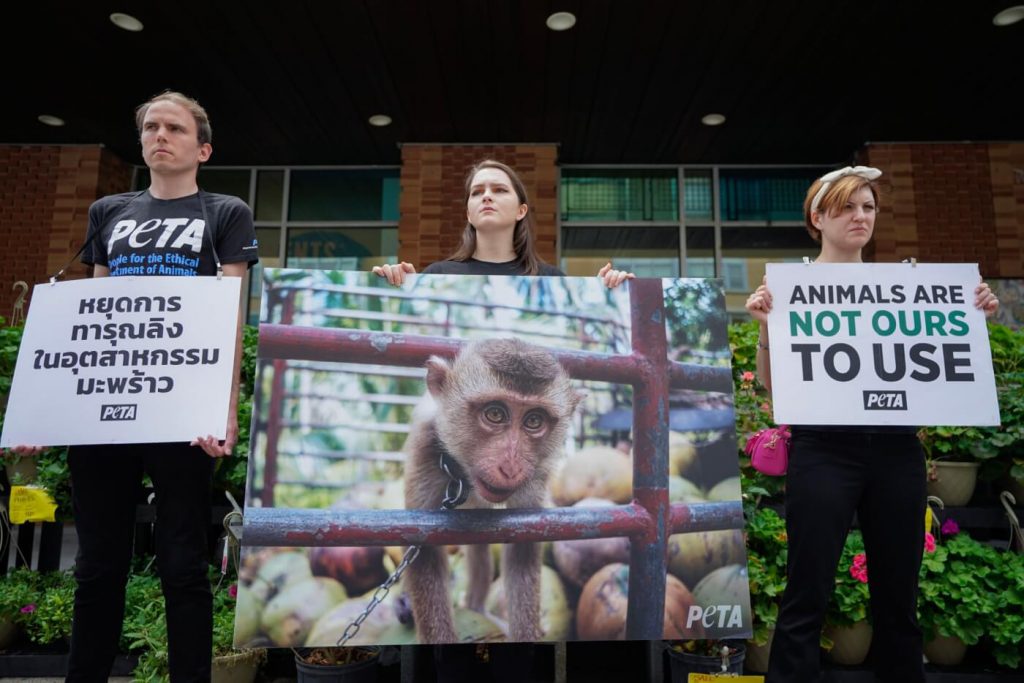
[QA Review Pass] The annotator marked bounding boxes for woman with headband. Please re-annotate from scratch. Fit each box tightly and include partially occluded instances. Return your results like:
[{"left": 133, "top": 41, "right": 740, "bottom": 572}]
[{"left": 745, "top": 166, "right": 999, "bottom": 682}]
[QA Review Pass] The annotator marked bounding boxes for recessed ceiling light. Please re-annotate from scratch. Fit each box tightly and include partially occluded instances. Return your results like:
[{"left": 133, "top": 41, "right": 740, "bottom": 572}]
[
  {"left": 110, "top": 12, "right": 144, "bottom": 32},
  {"left": 993, "top": 5, "right": 1024, "bottom": 25},
  {"left": 38, "top": 115, "right": 65, "bottom": 127},
  {"left": 368, "top": 114, "right": 392, "bottom": 127},
  {"left": 546, "top": 11, "right": 577, "bottom": 31},
  {"left": 701, "top": 113, "right": 726, "bottom": 126}
]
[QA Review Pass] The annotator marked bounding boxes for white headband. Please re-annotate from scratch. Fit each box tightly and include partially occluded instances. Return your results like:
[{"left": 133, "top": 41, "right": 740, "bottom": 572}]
[{"left": 809, "top": 166, "right": 882, "bottom": 215}]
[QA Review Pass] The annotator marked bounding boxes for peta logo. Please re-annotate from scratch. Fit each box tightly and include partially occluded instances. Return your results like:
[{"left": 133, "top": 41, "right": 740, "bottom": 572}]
[
  {"left": 686, "top": 604, "right": 744, "bottom": 630},
  {"left": 100, "top": 404, "right": 138, "bottom": 421},
  {"left": 863, "top": 390, "right": 908, "bottom": 410}
]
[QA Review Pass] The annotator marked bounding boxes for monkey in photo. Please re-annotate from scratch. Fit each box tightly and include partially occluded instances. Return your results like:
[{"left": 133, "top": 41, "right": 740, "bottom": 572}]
[{"left": 402, "top": 338, "right": 583, "bottom": 643}]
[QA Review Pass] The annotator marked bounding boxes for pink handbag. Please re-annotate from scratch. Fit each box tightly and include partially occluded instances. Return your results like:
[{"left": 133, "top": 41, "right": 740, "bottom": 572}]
[{"left": 745, "top": 425, "right": 791, "bottom": 476}]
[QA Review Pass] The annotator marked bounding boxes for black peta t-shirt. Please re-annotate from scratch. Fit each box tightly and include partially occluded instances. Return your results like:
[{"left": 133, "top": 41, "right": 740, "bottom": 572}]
[
  {"left": 421, "top": 258, "right": 564, "bottom": 277},
  {"left": 82, "top": 190, "right": 259, "bottom": 277}
]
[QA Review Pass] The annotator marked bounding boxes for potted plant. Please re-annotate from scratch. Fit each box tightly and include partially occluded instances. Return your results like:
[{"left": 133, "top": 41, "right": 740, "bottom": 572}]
[
  {"left": 918, "top": 322, "right": 1024, "bottom": 505},
  {"left": 917, "top": 523, "right": 997, "bottom": 666},
  {"left": 0, "top": 567, "right": 38, "bottom": 648},
  {"left": 664, "top": 639, "right": 745, "bottom": 680},
  {"left": 985, "top": 544, "right": 1024, "bottom": 670},
  {"left": 293, "top": 645, "right": 381, "bottom": 682},
  {"left": 212, "top": 582, "right": 266, "bottom": 683},
  {"left": 742, "top": 506, "right": 788, "bottom": 672},
  {"left": 823, "top": 532, "right": 872, "bottom": 666}
]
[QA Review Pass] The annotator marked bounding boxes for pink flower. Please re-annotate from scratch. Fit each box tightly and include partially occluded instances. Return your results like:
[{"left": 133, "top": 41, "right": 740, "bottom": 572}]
[
  {"left": 741, "top": 371, "right": 756, "bottom": 382},
  {"left": 20, "top": 604, "right": 36, "bottom": 614},
  {"left": 760, "top": 402, "right": 771, "bottom": 413},
  {"left": 228, "top": 584, "right": 238, "bottom": 599},
  {"left": 924, "top": 532, "right": 936, "bottom": 553},
  {"left": 849, "top": 553, "right": 868, "bottom": 583},
  {"left": 941, "top": 518, "right": 960, "bottom": 536}
]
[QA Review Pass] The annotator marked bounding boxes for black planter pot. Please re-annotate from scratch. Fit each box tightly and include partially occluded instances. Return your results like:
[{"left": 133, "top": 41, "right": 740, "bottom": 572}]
[
  {"left": 666, "top": 642, "right": 745, "bottom": 681},
  {"left": 294, "top": 649, "right": 379, "bottom": 683}
]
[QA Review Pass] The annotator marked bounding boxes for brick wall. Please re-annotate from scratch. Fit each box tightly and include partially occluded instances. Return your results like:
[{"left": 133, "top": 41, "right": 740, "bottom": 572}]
[
  {"left": 0, "top": 145, "right": 133, "bottom": 318},
  {"left": 398, "top": 144, "right": 559, "bottom": 268},
  {"left": 863, "top": 142, "right": 1024, "bottom": 277}
]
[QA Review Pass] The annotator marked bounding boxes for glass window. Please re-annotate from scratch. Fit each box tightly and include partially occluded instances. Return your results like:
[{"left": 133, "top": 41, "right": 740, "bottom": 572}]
[
  {"left": 684, "top": 170, "right": 713, "bottom": 221},
  {"left": 288, "top": 170, "right": 400, "bottom": 222},
  {"left": 197, "top": 169, "right": 251, "bottom": 200},
  {"left": 286, "top": 227, "right": 398, "bottom": 271},
  {"left": 560, "top": 226, "right": 679, "bottom": 277},
  {"left": 246, "top": 228, "right": 282, "bottom": 325},
  {"left": 719, "top": 168, "right": 826, "bottom": 222},
  {"left": 561, "top": 169, "right": 678, "bottom": 222},
  {"left": 721, "top": 226, "right": 815, "bottom": 319},
  {"left": 255, "top": 170, "right": 284, "bottom": 222}
]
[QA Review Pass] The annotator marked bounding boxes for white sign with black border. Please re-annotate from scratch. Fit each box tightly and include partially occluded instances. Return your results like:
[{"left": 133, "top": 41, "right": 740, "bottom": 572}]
[
  {"left": 766, "top": 262, "right": 999, "bottom": 426},
  {"left": 0, "top": 276, "right": 240, "bottom": 446}
]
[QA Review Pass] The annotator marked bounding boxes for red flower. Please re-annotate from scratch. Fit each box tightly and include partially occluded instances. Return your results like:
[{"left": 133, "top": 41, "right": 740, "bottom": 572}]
[
  {"left": 924, "top": 532, "right": 936, "bottom": 553},
  {"left": 741, "top": 371, "right": 756, "bottom": 382},
  {"left": 849, "top": 553, "right": 868, "bottom": 583},
  {"left": 228, "top": 584, "right": 238, "bottom": 599},
  {"left": 20, "top": 604, "right": 36, "bottom": 614}
]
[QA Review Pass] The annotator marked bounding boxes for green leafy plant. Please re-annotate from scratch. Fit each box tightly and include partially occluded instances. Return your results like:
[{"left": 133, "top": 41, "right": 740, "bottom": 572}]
[
  {"left": 729, "top": 321, "right": 785, "bottom": 500},
  {"left": 985, "top": 547, "right": 1024, "bottom": 669},
  {"left": 917, "top": 528, "right": 1013, "bottom": 663},
  {"left": 918, "top": 323, "right": 1024, "bottom": 480},
  {"left": 744, "top": 506, "right": 788, "bottom": 646},
  {"left": 2, "top": 569, "right": 77, "bottom": 645},
  {"left": 825, "top": 532, "right": 870, "bottom": 628}
]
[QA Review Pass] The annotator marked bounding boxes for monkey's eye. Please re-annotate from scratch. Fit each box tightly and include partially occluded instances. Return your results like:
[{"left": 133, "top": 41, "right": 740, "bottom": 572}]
[
  {"left": 522, "top": 411, "right": 547, "bottom": 432},
  {"left": 482, "top": 403, "right": 509, "bottom": 424}
]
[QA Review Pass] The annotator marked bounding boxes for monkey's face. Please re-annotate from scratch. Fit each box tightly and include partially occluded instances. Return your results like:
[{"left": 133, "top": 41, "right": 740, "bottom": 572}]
[
  {"left": 425, "top": 339, "right": 583, "bottom": 506},
  {"left": 462, "top": 394, "right": 563, "bottom": 503}
]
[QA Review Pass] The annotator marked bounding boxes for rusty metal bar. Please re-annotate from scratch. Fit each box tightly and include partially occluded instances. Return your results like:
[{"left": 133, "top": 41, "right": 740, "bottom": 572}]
[
  {"left": 259, "top": 290, "right": 294, "bottom": 507},
  {"left": 258, "top": 324, "right": 730, "bottom": 390},
  {"left": 625, "top": 279, "right": 671, "bottom": 640},
  {"left": 243, "top": 500, "right": 741, "bottom": 547}
]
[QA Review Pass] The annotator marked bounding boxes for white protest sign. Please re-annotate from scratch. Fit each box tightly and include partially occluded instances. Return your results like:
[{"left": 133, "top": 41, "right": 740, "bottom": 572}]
[
  {"left": 766, "top": 262, "right": 999, "bottom": 426},
  {"left": 0, "top": 276, "right": 241, "bottom": 446}
]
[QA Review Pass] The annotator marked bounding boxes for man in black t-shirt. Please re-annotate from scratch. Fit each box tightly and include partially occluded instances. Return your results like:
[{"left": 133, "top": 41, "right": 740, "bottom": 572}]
[{"left": 68, "top": 91, "right": 257, "bottom": 683}]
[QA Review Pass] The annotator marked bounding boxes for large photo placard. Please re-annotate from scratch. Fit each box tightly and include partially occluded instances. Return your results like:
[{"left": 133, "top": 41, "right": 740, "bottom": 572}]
[
  {"left": 766, "top": 262, "right": 1000, "bottom": 426},
  {"left": 0, "top": 276, "right": 241, "bottom": 446},
  {"left": 235, "top": 269, "right": 751, "bottom": 647}
]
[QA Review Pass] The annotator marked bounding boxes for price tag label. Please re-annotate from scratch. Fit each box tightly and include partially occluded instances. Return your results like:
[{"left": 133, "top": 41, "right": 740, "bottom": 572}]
[{"left": 9, "top": 485, "right": 58, "bottom": 523}]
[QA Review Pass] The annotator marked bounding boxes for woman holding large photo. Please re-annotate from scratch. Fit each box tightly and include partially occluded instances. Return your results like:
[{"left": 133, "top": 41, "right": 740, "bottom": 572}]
[
  {"left": 745, "top": 166, "right": 999, "bottom": 682},
  {"left": 374, "top": 158, "right": 631, "bottom": 683}
]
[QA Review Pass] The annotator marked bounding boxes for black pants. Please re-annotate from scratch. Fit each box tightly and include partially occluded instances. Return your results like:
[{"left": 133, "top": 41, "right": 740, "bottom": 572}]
[
  {"left": 66, "top": 442, "right": 214, "bottom": 683},
  {"left": 766, "top": 429, "right": 926, "bottom": 683}
]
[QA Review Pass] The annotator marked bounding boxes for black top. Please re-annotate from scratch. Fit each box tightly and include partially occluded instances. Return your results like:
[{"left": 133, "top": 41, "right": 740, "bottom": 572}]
[
  {"left": 421, "top": 258, "right": 564, "bottom": 277},
  {"left": 791, "top": 424, "right": 919, "bottom": 435},
  {"left": 82, "top": 190, "right": 258, "bottom": 277}
]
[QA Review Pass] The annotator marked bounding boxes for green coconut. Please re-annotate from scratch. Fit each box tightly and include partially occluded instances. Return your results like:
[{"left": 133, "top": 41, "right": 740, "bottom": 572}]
[
  {"left": 261, "top": 577, "right": 347, "bottom": 646},
  {"left": 705, "top": 476, "right": 742, "bottom": 501},
  {"left": 668, "top": 475, "right": 706, "bottom": 503},
  {"left": 249, "top": 550, "right": 313, "bottom": 603},
  {"left": 669, "top": 431, "right": 699, "bottom": 476},
  {"left": 550, "top": 446, "right": 632, "bottom": 505},
  {"left": 666, "top": 529, "right": 746, "bottom": 589},
  {"left": 485, "top": 565, "right": 572, "bottom": 641},
  {"left": 692, "top": 564, "right": 752, "bottom": 637},
  {"left": 233, "top": 585, "right": 264, "bottom": 647}
]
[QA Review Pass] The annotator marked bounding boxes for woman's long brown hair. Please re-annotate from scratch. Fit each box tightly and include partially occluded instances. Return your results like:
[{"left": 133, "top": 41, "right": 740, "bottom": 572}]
[{"left": 447, "top": 159, "right": 543, "bottom": 275}]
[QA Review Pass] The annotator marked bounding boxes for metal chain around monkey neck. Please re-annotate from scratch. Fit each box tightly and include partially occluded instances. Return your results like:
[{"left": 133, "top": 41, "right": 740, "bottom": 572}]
[{"left": 333, "top": 453, "right": 467, "bottom": 647}]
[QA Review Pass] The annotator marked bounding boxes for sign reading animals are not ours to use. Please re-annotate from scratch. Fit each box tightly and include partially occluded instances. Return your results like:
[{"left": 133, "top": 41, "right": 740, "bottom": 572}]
[{"left": 765, "top": 262, "right": 999, "bottom": 426}]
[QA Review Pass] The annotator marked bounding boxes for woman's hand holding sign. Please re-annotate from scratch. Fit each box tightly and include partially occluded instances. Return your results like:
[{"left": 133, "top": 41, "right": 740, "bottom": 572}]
[{"left": 975, "top": 281, "right": 998, "bottom": 317}]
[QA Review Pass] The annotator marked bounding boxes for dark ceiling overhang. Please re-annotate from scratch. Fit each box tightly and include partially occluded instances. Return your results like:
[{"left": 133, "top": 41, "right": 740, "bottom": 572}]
[{"left": 5, "top": 1, "right": 1022, "bottom": 167}]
